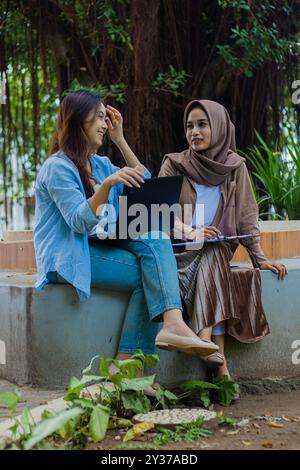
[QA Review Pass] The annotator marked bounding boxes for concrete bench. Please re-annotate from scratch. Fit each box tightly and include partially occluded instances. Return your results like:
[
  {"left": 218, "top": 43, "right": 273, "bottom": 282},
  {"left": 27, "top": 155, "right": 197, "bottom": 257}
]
[{"left": 0, "top": 259, "right": 300, "bottom": 389}]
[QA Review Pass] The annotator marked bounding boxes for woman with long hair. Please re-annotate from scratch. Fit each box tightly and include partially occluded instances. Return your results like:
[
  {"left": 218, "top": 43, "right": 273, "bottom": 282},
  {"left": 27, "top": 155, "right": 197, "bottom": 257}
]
[
  {"left": 159, "top": 99, "right": 287, "bottom": 382},
  {"left": 34, "top": 90, "right": 219, "bottom": 390}
]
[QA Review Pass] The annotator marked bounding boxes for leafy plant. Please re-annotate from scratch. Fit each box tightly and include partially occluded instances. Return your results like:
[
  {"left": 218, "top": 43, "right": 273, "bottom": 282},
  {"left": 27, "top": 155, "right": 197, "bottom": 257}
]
[
  {"left": 98, "top": 0, "right": 132, "bottom": 49},
  {"left": 178, "top": 380, "right": 220, "bottom": 408},
  {"left": 23, "top": 407, "right": 84, "bottom": 450},
  {"left": 0, "top": 390, "right": 22, "bottom": 415},
  {"left": 3, "top": 351, "right": 178, "bottom": 450},
  {"left": 240, "top": 130, "right": 300, "bottom": 220},
  {"left": 217, "top": 0, "right": 295, "bottom": 77},
  {"left": 178, "top": 376, "right": 240, "bottom": 408},
  {"left": 212, "top": 375, "right": 240, "bottom": 407},
  {"left": 282, "top": 130, "right": 300, "bottom": 219}
]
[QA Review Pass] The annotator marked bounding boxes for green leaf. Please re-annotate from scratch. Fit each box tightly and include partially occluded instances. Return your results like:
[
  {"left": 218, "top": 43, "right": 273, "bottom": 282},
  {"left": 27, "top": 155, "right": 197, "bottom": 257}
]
[
  {"left": 41, "top": 410, "right": 55, "bottom": 420},
  {"left": 115, "top": 375, "right": 155, "bottom": 392},
  {"left": 20, "top": 407, "right": 33, "bottom": 435},
  {"left": 218, "top": 415, "right": 237, "bottom": 426},
  {"left": 108, "top": 417, "right": 133, "bottom": 430},
  {"left": 58, "top": 416, "right": 77, "bottom": 439},
  {"left": 64, "top": 375, "right": 104, "bottom": 401},
  {"left": 143, "top": 354, "right": 160, "bottom": 367},
  {"left": 180, "top": 379, "right": 220, "bottom": 391},
  {"left": 163, "top": 390, "right": 178, "bottom": 401},
  {"left": 72, "top": 398, "right": 95, "bottom": 410},
  {"left": 212, "top": 375, "right": 240, "bottom": 406},
  {"left": 116, "top": 358, "right": 143, "bottom": 377},
  {"left": 88, "top": 405, "right": 110, "bottom": 442},
  {"left": 99, "top": 358, "right": 114, "bottom": 377},
  {"left": 121, "top": 391, "right": 151, "bottom": 414},
  {"left": 9, "top": 422, "right": 19, "bottom": 436},
  {"left": 82, "top": 355, "right": 101, "bottom": 376},
  {"left": 23, "top": 407, "right": 84, "bottom": 450},
  {"left": 199, "top": 390, "right": 211, "bottom": 408}
]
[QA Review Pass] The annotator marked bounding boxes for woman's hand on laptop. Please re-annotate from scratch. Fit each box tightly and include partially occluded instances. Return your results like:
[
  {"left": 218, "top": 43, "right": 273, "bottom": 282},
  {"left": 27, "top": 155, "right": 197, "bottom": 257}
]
[
  {"left": 105, "top": 166, "right": 145, "bottom": 189},
  {"left": 189, "top": 226, "right": 222, "bottom": 241}
]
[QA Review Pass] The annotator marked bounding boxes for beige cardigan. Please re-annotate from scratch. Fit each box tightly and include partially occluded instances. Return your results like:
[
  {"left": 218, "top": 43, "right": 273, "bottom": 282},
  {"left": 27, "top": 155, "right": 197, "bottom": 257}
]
[{"left": 159, "top": 156, "right": 268, "bottom": 268}]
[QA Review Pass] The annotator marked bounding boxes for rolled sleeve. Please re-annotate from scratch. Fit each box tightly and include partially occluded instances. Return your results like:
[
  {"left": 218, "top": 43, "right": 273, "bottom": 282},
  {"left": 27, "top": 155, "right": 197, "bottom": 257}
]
[{"left": 77, "top": 199, "right": 101, "bottom": 228}]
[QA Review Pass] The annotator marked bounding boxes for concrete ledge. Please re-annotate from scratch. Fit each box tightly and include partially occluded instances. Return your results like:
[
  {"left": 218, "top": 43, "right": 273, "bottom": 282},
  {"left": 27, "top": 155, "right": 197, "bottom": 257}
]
[{"left": 0, "top": 259, "right": 300, "bottom": 389}]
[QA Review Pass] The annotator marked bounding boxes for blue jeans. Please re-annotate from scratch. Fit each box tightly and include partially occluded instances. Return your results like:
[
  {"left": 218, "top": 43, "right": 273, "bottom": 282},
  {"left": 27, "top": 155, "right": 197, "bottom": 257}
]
[{"left": 50, "top": 232, "right": 182, "bottom": 354}]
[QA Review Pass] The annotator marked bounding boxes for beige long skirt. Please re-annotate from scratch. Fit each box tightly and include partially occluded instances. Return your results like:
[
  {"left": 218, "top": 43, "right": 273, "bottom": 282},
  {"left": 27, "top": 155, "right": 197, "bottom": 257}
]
[{"left": 175, "top": 242, "right": 270, "bottom": 343}]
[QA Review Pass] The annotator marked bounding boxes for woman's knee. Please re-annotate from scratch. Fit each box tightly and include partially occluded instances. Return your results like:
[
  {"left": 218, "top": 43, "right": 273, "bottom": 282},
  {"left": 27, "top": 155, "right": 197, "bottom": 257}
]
[
  {"left": 138, "top": 231, "right": 173, "bottom": 252},
  {"left": 89, "top": 242, "right": 142, "bottom": 290}
]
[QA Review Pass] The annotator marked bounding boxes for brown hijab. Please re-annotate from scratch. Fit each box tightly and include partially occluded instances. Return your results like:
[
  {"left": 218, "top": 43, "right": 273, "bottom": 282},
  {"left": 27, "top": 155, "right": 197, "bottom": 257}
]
[{"left": 162, "top": 99, "right": 244, "bottom": 187}]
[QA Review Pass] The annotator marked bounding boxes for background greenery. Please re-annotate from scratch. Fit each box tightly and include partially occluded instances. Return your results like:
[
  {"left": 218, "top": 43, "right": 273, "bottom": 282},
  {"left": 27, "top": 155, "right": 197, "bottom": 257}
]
[{"left": 0, "top": 0, "right": 299, "bottom": 228}]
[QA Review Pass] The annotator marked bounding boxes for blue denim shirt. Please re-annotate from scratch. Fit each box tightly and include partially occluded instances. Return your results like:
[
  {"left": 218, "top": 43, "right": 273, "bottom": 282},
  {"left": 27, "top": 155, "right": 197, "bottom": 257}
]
[{"left": 34, "top": 151, "right": 150, "bottom": 301}]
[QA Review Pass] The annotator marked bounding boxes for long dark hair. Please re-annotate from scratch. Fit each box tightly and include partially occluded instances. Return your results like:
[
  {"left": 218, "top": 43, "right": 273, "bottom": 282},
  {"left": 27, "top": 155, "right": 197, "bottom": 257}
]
[{"left": 48, "top": 90, "right": 103, "bottom": 198}]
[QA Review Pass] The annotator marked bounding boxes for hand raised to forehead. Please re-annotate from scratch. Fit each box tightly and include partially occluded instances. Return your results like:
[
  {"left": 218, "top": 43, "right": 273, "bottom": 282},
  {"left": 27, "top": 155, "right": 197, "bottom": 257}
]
[{"left": 105, "top": 105, "right": 123, "bottom": 143}]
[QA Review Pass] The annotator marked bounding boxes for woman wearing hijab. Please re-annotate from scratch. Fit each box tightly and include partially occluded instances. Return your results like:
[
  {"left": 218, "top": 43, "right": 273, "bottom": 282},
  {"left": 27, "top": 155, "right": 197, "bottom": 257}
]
[{"left": 159, "top": 99, "right": 287, "bottom": 380}]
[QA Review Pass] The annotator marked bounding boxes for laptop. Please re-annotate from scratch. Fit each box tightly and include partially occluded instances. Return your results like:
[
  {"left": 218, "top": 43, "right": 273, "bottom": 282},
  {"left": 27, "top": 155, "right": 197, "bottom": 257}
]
[{"left": 116, "top": 175, "right": 184, "bottom": 238}]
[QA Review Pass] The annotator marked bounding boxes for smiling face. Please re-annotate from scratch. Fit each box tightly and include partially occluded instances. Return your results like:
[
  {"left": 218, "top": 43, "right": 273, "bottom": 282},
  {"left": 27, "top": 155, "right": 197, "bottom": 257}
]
[
  {"left": 186, "top": 107, "right": 212, "bottom": 153},
  {"left": 83, "top": 102, "right": 108, "bottom": 151}
]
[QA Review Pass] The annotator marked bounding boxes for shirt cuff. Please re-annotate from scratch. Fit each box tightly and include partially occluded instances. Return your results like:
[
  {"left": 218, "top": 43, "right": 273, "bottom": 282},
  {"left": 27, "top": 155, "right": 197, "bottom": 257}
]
[{"left": 143, "top": 167, "right": 151, "bottom": 179}]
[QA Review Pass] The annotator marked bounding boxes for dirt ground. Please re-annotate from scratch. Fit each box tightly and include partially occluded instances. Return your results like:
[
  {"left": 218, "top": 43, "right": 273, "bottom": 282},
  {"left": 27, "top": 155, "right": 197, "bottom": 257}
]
[
  {"left": 89, "top": 389, "right": 300, "bottom": 451},
  {"left": 1, "top": 377, "right": 299, "bottom": 450}
]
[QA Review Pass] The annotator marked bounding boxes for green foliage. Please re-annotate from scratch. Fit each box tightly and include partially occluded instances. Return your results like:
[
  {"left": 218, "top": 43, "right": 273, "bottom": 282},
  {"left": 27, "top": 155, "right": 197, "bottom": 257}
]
[
  {"left": 3, "top": 352, "right": 175, "bottom": 450},
  {"left": 218, "top": 0, "right": 250, "bottom": 9},
  {"left": 154, "top": 388, "right": 178, "bottom": 410},
  {"left": 178, "top": 376, "right": 240, "bottom": 408},
  {"left": 88, "top": 405, "right": 110, "bottom": 442},
  {"left": 152, "top": 417, "right": 212, "bottom": 446},
  {"left": 0, "top": 390, "right": 22, "bottom": 414},
  {"left": 121, "top": 391, "right": 151, "bottom": 415},
  {"left": 282, "top": 130, "right": 300, "bottom": 219},
  {"left": 217, "top": 22, "right": 292, "bottom": 77},
  {"left": 68, "top": 78, "right": 127, "bottom": 104},
  {"left": 178, "top": 380, "right": 220, "bottom": 408},
  {"left": 217, "top": 0, "right": 296, "bottom": 77},
  {"left": 152, "top": 66, "right": 190, "bottom": 96},
  {"left": 23, "top": 407, "right": 84, "bottom": 450},
  {"left": 115, "top": 442, "right": 160, "bottom": 450},
  {"left": 217, "top": 415, "right": 237, "bottom": 426},
  {"left": 212, "top": 375, "right": 240, "bottom": 407},
  {"left": 1, "top": 0, "right": 299, "bottom": 224},
  {"left": 98, "top": 0, "right": 132, "bottom": 49}
]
